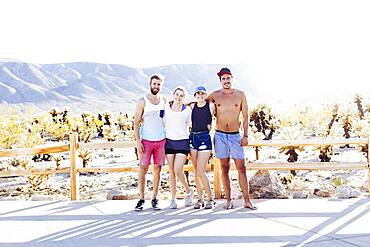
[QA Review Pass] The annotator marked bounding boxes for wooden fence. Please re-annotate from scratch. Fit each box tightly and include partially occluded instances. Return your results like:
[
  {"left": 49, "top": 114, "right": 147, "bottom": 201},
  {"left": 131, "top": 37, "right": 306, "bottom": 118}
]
[{"left": 0, "top": 132, "right": 369, "bottom": 200}]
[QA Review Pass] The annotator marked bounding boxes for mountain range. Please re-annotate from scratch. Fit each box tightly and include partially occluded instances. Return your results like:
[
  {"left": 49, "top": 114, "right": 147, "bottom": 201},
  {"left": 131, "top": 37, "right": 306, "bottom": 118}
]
[
  {"left": 0, "top": 59, "right": 260, "bottom": 113},
  {"left": 0, "top": 59, "right": 368, "bottom": 113}
]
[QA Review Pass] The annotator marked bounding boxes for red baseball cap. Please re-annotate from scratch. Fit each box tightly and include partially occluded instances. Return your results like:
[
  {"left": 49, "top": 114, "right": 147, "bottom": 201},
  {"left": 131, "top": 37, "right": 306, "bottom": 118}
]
[{"left": 217, "top": 67, "right": 232, "bottom": 77}]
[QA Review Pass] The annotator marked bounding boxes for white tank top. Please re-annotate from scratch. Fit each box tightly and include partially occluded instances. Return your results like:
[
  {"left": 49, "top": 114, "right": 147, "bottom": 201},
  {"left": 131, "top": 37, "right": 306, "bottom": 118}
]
[
  {"left": 140, "top": 96, "right": 166, "bottom": 141},
  {"left": 165, "top": 102, "right": 191, "bottom": 140}
]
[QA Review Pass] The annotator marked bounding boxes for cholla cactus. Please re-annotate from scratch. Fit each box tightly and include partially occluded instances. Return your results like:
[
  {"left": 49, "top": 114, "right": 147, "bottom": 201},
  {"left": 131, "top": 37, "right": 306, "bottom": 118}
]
[
  {"left": 354, "top": 94, "right": 365, "bottom": 120},
  {"left": 0, "top": 112, "right": 24, "bottom": 149},
  {"left": 327, "top": 104, "right": 340, "bottom": 135},
  {"left": 69, "top": 118, "right": 83, "bottom": 132},
  {"left": 353, "top": 122, "right": 369, "bottom": 159},
  {"left": 79, "top": 126, "right": 97, "bottom": 143},
  {"left": 116, "top": 113, "right": 134, "bottom": 131},
  {"left": 317, "top": 145, "right": 333, "bottom": 162},
  {"left": 277, "top": 126, "right": 305, "bottom": 175},
  {"left": 74, "top": 112, "right": 103, "bottom": 143},
  {"left": 38, "top": 108, "right": 71, "bottom": 141},
  {"left": 11, "top": 158, "right": 31, "bottom": 169},
  {"left": 45, "top": 122, "right": 69, "bottom": 141},
  {"left": 279, "top": 107, "right": 312, "bottom": 130},
  {"left": 78, "top": 149, "right": 93, "bottom": 168},
  {"left": 52, "top": 155, "right": 63, "bottom": 169},
  {"left": 365, "top": 103, "right": 370, "bottom": 114},
  {"left": 11, "top": 158, "right": 52, "bottom": 190},
  {"left": 248, "top": 126, "right": 266, "bottom": 141},
  {"left": 102, "top": 125, "right": 119, "bottom": 142},
  {"left": 97, "top": 111, "right": 114, "bottom": 137},
  {"left": 27, "top": 174, "right": 52, "bottom": 191},
  {"left": 248, "top": 126, "right": 265, "bottom": 160},
  {"left": 102, "top": 111, "right": 113, "bottom": 126},
  {"left": 24, "top": 130, "right": 44, "bottom": 149},
  {"left": 249, "top": 104, "right": 279, "bottom": 140},
  {"left": 70, "top": 117, "right": 88, "bottom": 141},
  {"left": 352, "top": 119, "right": 368, "bottom": 137},
  {"left": 0, "top": 110, "right": 44, "bottom": 149},
  {"left": 123, "top": 130, "right": 135, "bottom": 141},
  {"left": 49, "top": 108, "right": 62, "bottom": 124},
  {"left": 61, "top": 107, "right": 71, "bottom": 124},
  {"left": 340, "top": 107, "right": 354, "bottom": 139},
  {"left": 313, "top": 104, "right": 341, "bottom": 162},
  {"left": 339, "top": 107, "right": 354, "bottom": 148}
]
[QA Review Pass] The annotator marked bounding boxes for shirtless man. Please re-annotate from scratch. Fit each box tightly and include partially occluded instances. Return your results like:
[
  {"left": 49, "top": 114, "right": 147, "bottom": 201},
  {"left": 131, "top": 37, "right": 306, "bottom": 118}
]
[{"left": 208, "top": 67, "right": 257, "bottom": 210}]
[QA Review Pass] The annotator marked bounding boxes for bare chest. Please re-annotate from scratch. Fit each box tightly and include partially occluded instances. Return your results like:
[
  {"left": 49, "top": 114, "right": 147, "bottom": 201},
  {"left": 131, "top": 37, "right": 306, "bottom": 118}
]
[{"left": 213, "top": 95, "right": 241, "bottom": 111}]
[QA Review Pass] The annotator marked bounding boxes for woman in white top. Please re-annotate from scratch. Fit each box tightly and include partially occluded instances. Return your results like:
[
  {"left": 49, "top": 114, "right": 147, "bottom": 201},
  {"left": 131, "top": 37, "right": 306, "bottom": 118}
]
[{"left": 165, "top": 86, "right": 193, "bottom": 209}]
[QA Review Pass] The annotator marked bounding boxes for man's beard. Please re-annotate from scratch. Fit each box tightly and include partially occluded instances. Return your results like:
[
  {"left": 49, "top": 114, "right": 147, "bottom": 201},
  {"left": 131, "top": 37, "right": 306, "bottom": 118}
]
[
  {"left": 223, "top": 83, "right": 231, "bottom": 89},
  {"left": 151, "top": 88, "right": 159, "bottom": 95}
]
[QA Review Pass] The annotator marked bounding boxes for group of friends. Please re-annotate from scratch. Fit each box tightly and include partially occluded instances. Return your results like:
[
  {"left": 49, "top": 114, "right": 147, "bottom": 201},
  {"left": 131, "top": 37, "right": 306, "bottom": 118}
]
[{"left": 133, "top": 67, "right": 257, "bottom": 211}]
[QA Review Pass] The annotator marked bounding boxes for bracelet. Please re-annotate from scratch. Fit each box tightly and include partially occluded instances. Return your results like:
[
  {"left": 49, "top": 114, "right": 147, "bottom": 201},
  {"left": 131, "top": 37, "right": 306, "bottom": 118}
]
[{"left": 243, "top": 135, "right": 248, "bottom": 137}]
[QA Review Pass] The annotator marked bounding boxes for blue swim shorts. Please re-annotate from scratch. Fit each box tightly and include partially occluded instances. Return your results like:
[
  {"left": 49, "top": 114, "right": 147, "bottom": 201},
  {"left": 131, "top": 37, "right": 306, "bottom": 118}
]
[
  {"left": 213, "top": 130, "right": 245, "bottom": 160},
  {"left": 189, "top": 131, "right": 212, "bottom": 151}
]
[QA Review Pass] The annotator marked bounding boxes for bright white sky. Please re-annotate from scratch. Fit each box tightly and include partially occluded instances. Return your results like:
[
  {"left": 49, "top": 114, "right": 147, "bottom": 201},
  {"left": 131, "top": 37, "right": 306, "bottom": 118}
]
[{"left": 1, "top": 0, "right": 370, "bottom": 99}]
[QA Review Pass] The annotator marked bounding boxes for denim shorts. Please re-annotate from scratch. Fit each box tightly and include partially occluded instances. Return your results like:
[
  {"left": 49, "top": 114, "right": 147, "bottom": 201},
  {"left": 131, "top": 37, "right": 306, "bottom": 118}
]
[
  {"left": 213, "top": 131, "right": 245, "bottom": 160},
  {"left": 189, "top": 131, "right": 212, "bottom": 151}
]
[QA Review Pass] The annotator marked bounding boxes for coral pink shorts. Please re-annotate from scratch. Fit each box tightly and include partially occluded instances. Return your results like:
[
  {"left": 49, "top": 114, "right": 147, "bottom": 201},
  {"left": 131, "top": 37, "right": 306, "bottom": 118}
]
[{"left": 139, "top": 139, "right": 166, "bottom": 166}]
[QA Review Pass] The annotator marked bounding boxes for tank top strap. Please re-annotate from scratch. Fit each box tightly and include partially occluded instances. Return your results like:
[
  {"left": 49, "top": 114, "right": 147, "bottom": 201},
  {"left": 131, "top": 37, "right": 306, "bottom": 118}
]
[
  {"left": 160, "top": 96, "right": 166, "bottom": 108},
  {"left": 143, "top": 95, "right": 150, "bottom": 106}
]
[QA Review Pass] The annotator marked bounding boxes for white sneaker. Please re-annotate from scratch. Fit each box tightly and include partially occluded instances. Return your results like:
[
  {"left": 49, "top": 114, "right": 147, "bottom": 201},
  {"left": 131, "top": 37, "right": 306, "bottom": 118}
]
[
  {"left": 184, "top": 189, "right": 193, "bottom": 207},
  {"left": 169, "top": 200, "right": 177, "bottom": 209}
]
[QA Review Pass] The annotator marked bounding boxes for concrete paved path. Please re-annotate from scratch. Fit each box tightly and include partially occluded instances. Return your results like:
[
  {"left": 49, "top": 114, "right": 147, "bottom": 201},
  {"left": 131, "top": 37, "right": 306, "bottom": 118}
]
[{"left": 0, "top": 198, "right": 369, "bottom": 246}]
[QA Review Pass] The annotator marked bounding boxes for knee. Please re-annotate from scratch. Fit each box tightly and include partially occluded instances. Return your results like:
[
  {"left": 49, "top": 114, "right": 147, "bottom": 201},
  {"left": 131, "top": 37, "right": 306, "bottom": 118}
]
[
  {"left": 196, "top": 168, "right": 205, "bottom": 178},
  {"left": 221, "top": 165, "right": 230, "bottom": 174},
  {"left": 153, "top": 165, "right": 161, "bottom": 174},
  {"left": 175, "top": 168, "right": 184, "bottom": 177},
  {"left": 140, "top": 166, "right": 149, "bottom": 174},
  {"left": 236, "top": 165, "right": 247, "bottom": 174},
  {"left": 169, "top": 168, "right": 176, "bottom": 177}
]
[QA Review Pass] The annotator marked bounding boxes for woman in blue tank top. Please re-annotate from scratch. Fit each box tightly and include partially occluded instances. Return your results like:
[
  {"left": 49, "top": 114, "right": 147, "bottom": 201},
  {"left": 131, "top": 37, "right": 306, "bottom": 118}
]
[{"left": 189, "top": 86, "right": 216, "bottom": 209}]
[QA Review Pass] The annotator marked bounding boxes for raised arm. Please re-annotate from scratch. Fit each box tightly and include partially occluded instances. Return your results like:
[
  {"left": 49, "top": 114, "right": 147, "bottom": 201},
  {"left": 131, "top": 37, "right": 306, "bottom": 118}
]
[
  {"left": 240, "top": 91, "right": 249, "bottom": 146},
  {"left": 134, "top": 98, "right": 145, "bottom": 154}
]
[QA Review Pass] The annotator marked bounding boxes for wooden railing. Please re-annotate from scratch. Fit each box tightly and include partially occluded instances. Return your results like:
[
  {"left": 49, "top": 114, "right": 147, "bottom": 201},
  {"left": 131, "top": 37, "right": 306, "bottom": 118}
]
[{"left": 0, "top": 132, "right": 369, "bottom": 200}]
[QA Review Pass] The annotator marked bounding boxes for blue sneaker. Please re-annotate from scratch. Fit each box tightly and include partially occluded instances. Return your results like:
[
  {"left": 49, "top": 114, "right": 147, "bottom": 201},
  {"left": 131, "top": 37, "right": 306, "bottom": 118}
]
[
  {"left": 151, "top": 198, "right": 161, "bottom": 210},
  {"left": 135, "top": 199, "right": 145, "bottom": 211}
]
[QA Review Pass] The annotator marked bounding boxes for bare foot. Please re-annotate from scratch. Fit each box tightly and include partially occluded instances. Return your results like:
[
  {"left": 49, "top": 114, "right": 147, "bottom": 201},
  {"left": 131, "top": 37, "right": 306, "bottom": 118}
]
[
  {"left": 244, "top": 201, "right": 257, "bottom": 210},
  {"left": 223, "top": 199, "right": 234, "bottom": 210}
]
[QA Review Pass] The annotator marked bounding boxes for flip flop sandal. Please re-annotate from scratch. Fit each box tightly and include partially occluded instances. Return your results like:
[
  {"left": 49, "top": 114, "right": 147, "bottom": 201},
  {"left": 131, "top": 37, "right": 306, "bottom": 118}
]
[
  {"left": 223, "top": 200, "right": 234, "bottom": 210},
  {"left": 244, "top": 202, "right": 257, "bottom": 210}
]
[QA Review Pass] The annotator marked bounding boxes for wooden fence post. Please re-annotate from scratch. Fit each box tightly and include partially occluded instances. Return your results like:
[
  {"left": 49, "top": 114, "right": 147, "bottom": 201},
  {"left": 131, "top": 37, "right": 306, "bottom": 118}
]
[
  {"left": 213, "top": 157, "right": 222, "bottom": 199},
  {"left": 70, "top": 132, "right": 79, "bottom": 200},
  {"left": 368, "top": 129, "right": 370, "bottom": 196},
  {"left": 255, "top": 146, "right": 260, "bottom": 160}
]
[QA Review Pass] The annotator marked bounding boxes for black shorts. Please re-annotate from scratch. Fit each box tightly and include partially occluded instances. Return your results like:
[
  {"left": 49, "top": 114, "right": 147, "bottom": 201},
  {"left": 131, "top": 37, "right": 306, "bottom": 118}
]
[
  {"left": 165, "top": 138, "right": 189, "bottom": 155},
  {"left": 165, "top": 148, "right": 189, "bottom": 155}
]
